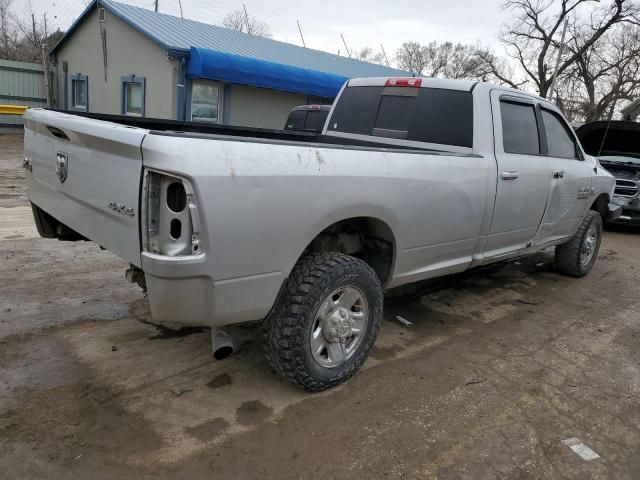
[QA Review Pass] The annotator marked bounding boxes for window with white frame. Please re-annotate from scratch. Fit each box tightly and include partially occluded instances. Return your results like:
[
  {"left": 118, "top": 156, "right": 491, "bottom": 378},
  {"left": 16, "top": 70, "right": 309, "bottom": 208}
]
[
  {"left": 190, "top": 80, "right": 221, "bottom": 123},
  {"left": 70, "top": 74, "right": 88, "bottom": 111},
  {"left": 121, "top": 75, "right": 146, "bottom": 116}
]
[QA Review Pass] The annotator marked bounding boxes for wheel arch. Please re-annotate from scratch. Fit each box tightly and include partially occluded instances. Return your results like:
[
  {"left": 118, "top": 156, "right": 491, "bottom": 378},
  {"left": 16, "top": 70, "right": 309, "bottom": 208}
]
[
  {"left": 590, "top": 193, "right": 610, "bottom": 219},
  {"left": 287, "top": 213, "right": 398, "bottom": 286}
]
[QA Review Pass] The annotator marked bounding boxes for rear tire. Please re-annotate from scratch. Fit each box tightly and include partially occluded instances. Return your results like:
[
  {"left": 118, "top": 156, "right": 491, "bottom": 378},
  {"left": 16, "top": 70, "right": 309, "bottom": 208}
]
[
  {"left": 263, "top": 252, "right": 383, "bottom": 391},
  {"left": 555, "top": 210, "right": 603, "bottom": 277}
]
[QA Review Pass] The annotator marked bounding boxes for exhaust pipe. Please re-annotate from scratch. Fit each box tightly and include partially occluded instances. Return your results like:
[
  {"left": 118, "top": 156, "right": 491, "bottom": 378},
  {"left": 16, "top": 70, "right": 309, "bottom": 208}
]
[{"left": 211, "top": 327, "right": 234, "bottom": 360}]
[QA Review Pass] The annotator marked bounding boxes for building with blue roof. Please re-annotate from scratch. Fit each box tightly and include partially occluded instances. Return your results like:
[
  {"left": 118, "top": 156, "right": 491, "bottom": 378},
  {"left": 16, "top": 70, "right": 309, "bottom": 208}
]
[{"left": 50, "top": 0, "right": 407, "bottom": 128}]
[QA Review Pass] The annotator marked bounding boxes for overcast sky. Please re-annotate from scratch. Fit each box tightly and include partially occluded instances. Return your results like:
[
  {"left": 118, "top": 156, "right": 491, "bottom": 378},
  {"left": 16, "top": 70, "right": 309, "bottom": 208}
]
[{"left": 23, "top": 0, "right": 512, "bottom": 58}]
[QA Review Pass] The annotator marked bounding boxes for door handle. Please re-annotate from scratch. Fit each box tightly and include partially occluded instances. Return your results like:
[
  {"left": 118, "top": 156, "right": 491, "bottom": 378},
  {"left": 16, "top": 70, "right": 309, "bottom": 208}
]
[
  {"left": 553, "top": 170, "right": 565, "bottom": 179},
  {"left": 501, "top": 171, "right": 520, "bottom": 180}
]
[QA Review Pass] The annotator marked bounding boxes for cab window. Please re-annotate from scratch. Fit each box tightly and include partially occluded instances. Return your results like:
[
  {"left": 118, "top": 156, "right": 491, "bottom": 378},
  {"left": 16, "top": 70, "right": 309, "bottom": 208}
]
[
  {"left": 500, "top": 101, "right": 540, "bottom": 155},
  {"left": 541, "top": 109, "right": 579, "bottom": 159},
  {"left": 285, "top": 110, "right": 306, "bottom": 130}
]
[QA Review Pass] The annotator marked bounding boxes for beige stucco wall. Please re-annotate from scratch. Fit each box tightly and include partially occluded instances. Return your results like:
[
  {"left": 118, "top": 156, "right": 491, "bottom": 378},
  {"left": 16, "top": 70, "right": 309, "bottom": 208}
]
[
  {"left": 227, "top": 84, "right": 307, "bottom": 129},
  {"left": 54, "top": 6, "right": 178, "bottom": 119}
]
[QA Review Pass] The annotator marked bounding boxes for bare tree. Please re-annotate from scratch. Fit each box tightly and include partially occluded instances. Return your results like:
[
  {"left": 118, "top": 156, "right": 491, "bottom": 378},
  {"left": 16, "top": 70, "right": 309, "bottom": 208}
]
[
  {"left": 396, "top": 40, "right": 505, "bottom": 81},
  {"left": 222, "top": 9, "right": 272, "bottom": 38},
  {"left": 558, "top": 23, "right": 640, "bottom": 121},
  {"left": 0, "top": 0, "right": 63, "bottom": 63},
  {"left": 494, "top": 0, "right": 640, "bottom": 98},
  {"left": 353, "top": 46, "right": 386, "bottom": 65},
  {"left": 0, "top": 0, "right": 17, "bottom": 60},
  {"left": 395, "top": 41, "right": 429, "bottom": 74},
  {"left": 475, "top": 48, "right": 526, "bottom": 87}
]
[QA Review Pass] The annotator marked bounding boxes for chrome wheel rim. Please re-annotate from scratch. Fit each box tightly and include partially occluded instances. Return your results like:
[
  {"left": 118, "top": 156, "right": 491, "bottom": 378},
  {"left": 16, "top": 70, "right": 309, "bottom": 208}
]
[
  {"left": 581, "top": 223, "right": 598, "bottom": 266},
  {"left": 310, "top": 286, "right": 369, "bottom": 368}
]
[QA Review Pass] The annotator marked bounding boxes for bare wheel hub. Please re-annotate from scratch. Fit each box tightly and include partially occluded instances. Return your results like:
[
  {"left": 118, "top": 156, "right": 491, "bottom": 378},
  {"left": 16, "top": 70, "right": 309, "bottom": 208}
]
[
  {"left": 581, "top": 223, "right": 598, "bottom": 267},
  {"left": 323, "top": 307, "right": 354, "bottom": 343},
  {"left": 310, "top": 286, "right": 369, "bottom": 368}
]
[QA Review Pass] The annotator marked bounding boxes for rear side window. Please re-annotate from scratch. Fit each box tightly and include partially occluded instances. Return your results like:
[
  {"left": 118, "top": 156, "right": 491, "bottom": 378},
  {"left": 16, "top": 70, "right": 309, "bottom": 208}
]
[
  {"left": 329, "top": 86, "right": 473, "bottom": 148},
  {"left": 541, "top": 109, "right": 578, "bottom": 159},
  {"left": 411, "top": 89, "right": 473, "bottom": 147},
  {"left": 304, "top": 110, "right": 328, "bottom": 131},
  {"left": 329, "top": 86, "right": 382, "bottom": 135},
  {"left": 500, "top": 101, "right": 540, "bottom": 155},
  {"left": 285, "top": 110, "right": 306, "bottom": 130}
]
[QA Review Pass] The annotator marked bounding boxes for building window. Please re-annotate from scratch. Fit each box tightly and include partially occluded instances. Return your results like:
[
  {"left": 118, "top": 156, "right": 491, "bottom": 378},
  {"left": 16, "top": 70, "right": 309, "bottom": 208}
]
[
  {"left": 306, "top": 95, "right": 334, "bottom": 106},
  {"left": 190, "top": 79, "right": 221, "bottom": 123},
  {"left": 121, "top": 75, "right": 146, "bottom": 116},
  {"left": 70, "top": 74, "right": 88, "bottom": 111}
]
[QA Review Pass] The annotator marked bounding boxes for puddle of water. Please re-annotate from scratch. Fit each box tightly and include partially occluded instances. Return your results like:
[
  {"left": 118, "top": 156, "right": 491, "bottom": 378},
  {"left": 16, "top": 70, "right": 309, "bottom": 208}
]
[{"left": 236, "top": 400, "right": 273, "bottom": 426}]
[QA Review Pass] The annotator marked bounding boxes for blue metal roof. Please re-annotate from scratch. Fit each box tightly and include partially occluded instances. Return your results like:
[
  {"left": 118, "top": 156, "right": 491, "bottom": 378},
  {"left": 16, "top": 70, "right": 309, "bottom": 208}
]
[{"left": 51, "top": 0, "right": 407, "bottom": 80}]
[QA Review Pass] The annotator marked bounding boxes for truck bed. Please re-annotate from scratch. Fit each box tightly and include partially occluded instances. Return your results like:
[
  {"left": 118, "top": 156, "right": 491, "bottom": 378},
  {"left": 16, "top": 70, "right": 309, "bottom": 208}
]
[{"left": 53, "top": 110, "right": 441, "bottom": 153}]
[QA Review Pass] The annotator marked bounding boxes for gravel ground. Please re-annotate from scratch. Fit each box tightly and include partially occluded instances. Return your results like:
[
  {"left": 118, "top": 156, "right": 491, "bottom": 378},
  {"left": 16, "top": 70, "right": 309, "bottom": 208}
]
[{"left": 1, "top": 132, "right": 639, "bottom": 479}]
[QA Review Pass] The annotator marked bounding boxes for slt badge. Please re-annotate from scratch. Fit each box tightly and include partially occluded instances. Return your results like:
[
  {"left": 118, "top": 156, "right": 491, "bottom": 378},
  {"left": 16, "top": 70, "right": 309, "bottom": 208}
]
[{"left": 55, "top": 152, "right": 69, "bottom": 183}]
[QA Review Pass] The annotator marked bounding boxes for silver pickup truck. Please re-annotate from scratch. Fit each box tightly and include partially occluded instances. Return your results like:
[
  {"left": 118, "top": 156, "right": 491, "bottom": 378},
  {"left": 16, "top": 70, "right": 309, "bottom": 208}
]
[{"left": 24, "top": 77, "right": 619, "bottom": 390}]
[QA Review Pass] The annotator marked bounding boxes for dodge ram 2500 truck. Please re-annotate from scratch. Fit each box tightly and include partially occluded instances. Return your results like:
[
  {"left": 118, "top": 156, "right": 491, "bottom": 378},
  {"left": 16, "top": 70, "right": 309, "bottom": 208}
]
[{"left": 24, "top": 77, "right": 619, "bottom": 391}]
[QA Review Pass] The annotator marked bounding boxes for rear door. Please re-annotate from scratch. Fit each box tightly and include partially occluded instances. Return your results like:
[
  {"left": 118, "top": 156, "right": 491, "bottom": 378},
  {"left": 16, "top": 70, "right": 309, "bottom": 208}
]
[
  {"left": 536, "top": 107, "right": 592, "bottom": 242},
  {"left": 24, "top": 109, "right": 147, "bottom": 266},
  {"left": 484, "top": 92, "right": 550, "bottom": 258}
]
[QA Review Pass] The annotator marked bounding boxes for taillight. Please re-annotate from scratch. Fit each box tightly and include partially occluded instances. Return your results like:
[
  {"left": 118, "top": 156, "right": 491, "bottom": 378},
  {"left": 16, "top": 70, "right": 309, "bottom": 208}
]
[
  {"left": 385, "top": 78, "right": 422, "bottom": 87},
  {"left": 144, "top": 170, "right": 201, "bottom": 257}
]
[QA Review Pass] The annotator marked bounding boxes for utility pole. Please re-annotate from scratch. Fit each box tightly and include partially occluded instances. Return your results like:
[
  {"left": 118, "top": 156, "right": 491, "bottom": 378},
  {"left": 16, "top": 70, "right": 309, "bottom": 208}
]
[
  {"left": 31, "top": 13, "right": 37, "bottom": 48},
  {"left": 243, "top": 4, "right": 251, "bottom": 35},
  {"left": 548, "top": 20, "right": 568, "bottom": 100},
  {"left": 41, "top": 43, "right": 52, "bottom": 108},
  {"left": 297, "top": 20, "right": 306, "bottom": 48},
  {"left": 178, "top": 0, "right": 183, "bottom": 19},
  {"left": 340, "top": 34, "right": 351, "bottom": 58},
  {"left": 154, "top": 0, "right": 158, "bottom": 12}
]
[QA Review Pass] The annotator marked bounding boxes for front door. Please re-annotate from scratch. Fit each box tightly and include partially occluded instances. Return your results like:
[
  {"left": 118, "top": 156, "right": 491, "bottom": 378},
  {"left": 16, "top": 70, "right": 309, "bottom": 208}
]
[
  {"left": 484, "top": 92, "right": 550, "bottom": 258},
  {"left": 536, "top": 107, "right": 593, "bottom": 243}
]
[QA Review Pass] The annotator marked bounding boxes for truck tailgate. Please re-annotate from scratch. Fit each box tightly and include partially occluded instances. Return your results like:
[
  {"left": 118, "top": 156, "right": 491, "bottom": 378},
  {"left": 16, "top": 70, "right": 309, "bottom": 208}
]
[{"left": 24, "top": 109, "right": 148, "bottom": 266}]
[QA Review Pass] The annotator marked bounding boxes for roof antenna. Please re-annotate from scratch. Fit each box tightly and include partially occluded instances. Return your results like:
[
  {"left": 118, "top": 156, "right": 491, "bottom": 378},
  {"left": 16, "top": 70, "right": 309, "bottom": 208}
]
[
  {"left": 243, "top": 4, "right": 251, "bottom": 35},
  {"left": 340, "top": 34, "right": 351, "bottom": 58},
  {"left": 177, "top": 0, "right": 183, "bottom": 19},
  {"left": 297, "top": 20, "right": 306, "bottom": 48},
  {"left": 380, "top": 44, "right": 390, "bottom": 67}
]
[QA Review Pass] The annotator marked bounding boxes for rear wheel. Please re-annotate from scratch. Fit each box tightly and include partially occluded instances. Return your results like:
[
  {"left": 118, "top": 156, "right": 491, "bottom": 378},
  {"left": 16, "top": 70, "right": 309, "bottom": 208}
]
[
  {"left": 263, "top": 252, "right": 383, "bottom": 391},
  {"left": 555, "top": 210, "right": 603, "bottom": 277}
]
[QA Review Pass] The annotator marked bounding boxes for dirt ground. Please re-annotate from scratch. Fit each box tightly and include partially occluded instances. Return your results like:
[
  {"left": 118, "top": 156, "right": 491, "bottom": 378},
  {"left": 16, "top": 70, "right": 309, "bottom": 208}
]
[{"left": 1, "top": 132, "right": 639, "bottom": 479}]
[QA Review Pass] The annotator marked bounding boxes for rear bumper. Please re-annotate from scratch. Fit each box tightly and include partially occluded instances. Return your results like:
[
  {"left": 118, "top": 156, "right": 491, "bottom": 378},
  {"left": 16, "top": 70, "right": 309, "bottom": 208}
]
[{"left": 140, "top": 252, "right": 284, "bottom": 328}]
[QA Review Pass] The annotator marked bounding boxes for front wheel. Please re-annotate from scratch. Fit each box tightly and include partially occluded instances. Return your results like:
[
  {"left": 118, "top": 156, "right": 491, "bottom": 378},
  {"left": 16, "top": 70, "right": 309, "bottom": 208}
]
[
  {"left": 263, "top": 252, "right": 383, "bottom": 391},
  {"left": 555, "top": 210, "right": 603, "bottom": 277}
]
